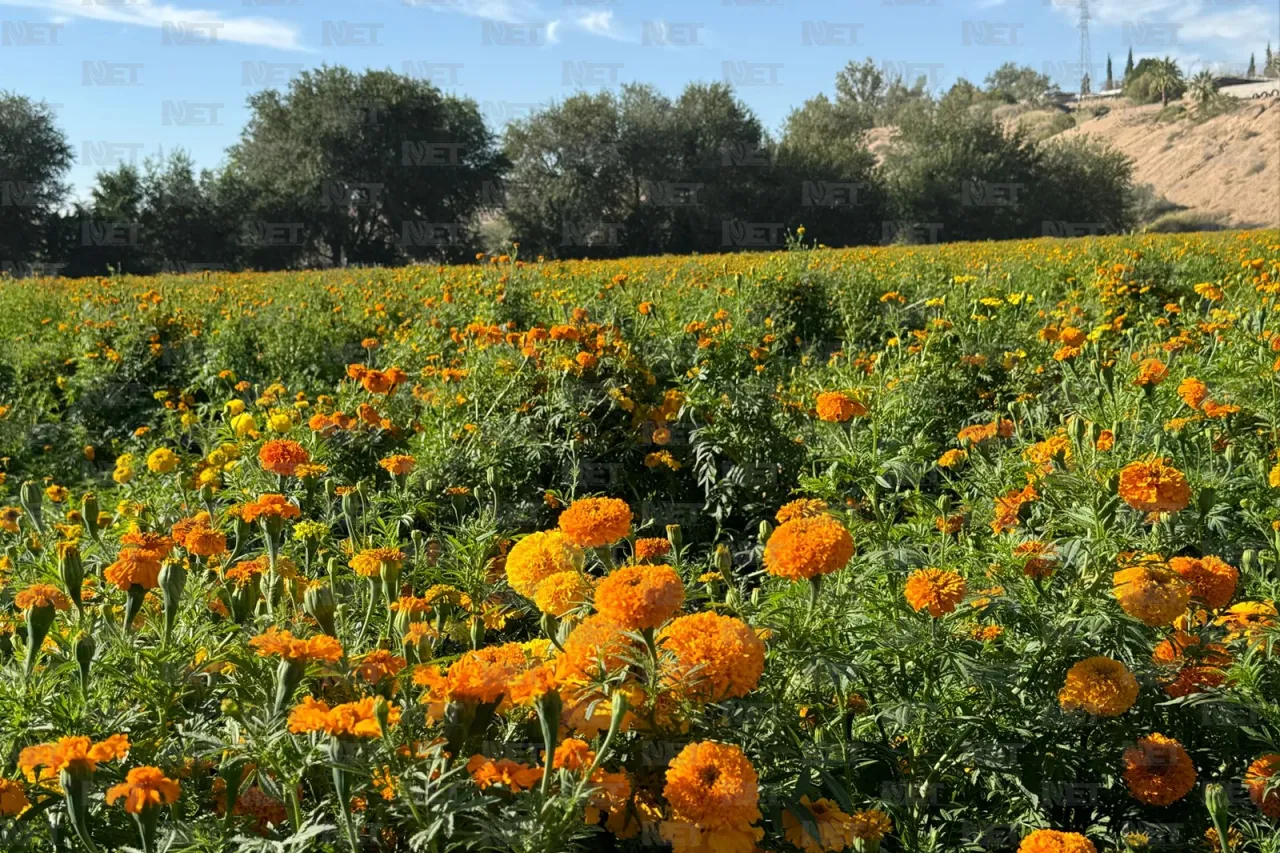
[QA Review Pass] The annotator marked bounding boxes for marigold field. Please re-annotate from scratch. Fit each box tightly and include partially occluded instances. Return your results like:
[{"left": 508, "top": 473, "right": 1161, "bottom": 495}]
[{"left": 0, "top": 232, "right": 1279, "bottom": 853}]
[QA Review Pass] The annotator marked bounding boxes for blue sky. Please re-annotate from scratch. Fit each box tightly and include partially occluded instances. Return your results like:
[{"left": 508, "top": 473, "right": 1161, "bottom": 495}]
[{"left": 1, "top": 0, "right": 1275, "bottom": 198}]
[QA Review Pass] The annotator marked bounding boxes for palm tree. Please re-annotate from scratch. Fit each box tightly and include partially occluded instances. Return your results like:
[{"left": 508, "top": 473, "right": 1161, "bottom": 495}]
[
  {"left": 1149, "top": 57, "right": 1184, "bottom": 107},
  {"left": 1188, "top": 70, "right": 1217, "bottom": 108}
]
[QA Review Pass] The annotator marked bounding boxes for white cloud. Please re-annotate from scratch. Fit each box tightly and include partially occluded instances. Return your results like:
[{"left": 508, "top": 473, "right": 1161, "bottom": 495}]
[
  {"left": 573, "top": 9, "right": 628, "bottom": 40},
  {"left": 0, "top": 0, "right": 304, "bottom": 50}
]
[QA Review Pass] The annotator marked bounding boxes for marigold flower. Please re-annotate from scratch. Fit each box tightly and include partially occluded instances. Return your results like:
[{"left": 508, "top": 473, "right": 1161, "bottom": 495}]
[
  {"left": 815, "top": 391, "right": 867, "bottom": 423},
  {"left": 991, "top": 484, "right": 1038, "bottom": 534},
  {"left": 105, "top": 766, "right": 180, "bottom": 814},
  {"left": 782, "top": 796, "right": 854, "bottom": 853},
  {"left": 1123, "top": 733, "right": 1196, "bottom": 806},
  {"left": 15, "top": 583, "right": 70, "bottom": 612},
  {"left": 466, "top": 756, "right": 541, "bottom": 792},
  {"left": 378, "top": 454, "right": 416, "bottom": 476},
  {"left": 1177, "top": 377, "right": 1208, "bottom": 409},
  {"left": 594, "top": 563, "right": 684, "bottom": 630},
  {"left": 1134, "top": 359, "right": 1168, "bottom": 387},
  {"left": 18, "top": 734, "right": 130, "bottom": 783},
  {"left": 1168, "top": 555, "right": 1237, "bottom": 609},
  {"left": 1057, "top": 656, "right": 1138, "bottom": 716},
  {"left": 532, "top": 571, "right": 592, "bottom": 617},
  {"left": 287, "top": 696, "right": 399, "bottom": 739},
  {"left": 249, "top": 627, "right": 343, "bottom": 664},
  {"left": 104, "top": 549, "right": 163, "bottom": 591},
  {"left": 0, "top": 778, "right": 30, "bottom": 817},
  {"left": 185, "top": 526, "right": 227, "bottom": 557},
  {"left": 240, "top": 494, "right": 300, "bottom": 524},
  {"left": 355, "top": 649, "right": 406, "bottom": 685},
  {"left": 558, "top": 497, "right": 633, "bottom": 548},
  {"left": 937, "top": 448, "right": 968, "bottom": 469},
  {"left": 661, "top": 742, "right": 763, "bottom": 853},
  {"left": 552, "top": 738, "right": 595, "bottom": 772},
  {"left": 415, "top": 642, "right": 539, "bottom": 706},
  {"left": 1113, "top": 563, "right": 1191, "bottom": 626},
  {"left": 1214, "top": 600, "right": 1277, "bottom": 644},
  {"left": 258, "top": 439, "right": 309, "bottom": 477},
  {"left": 904, "top": 568, "right": 967, "bottom": 617},
  {"left": 349, "top": 547, "right": 405, "bottom": 578},
  {"left": 763, "top": 515, "right": 854, "bottom": 582},
  {"left": 505, "top": 530, "right": 583, "bottom": 598},
  {"left": 1118, "top": 457, "right": 1191, "bottom": 513},
  {"left": 776, "top": 498, "right": 829, "bottom": 524},
  {"left": 1017, "top": 829, "right": 1097, "bottom": 853},
  {"left": 850, "top": 809, "right": 893, "bottom": 842},
  {"left": 659, "top": 612, "right": 765, "bottom": 702},
  {"left": 1095, "top": 430, "right": 1115, "bottom": 451},
  {"left": 1152, "top": 631, "right": 1230, "bottom": 697},
  {"left": 633, "top": 537, "right": 672, "bottom": 562},
  {"left": 146, "top": 447, "right": 180, "bottom": 474},
  {"left": 1244, "top": 754, "right": 1280, "bottom": 818},
  {"left": 556, "top": 614, "right": 639, "bottom": 685}
]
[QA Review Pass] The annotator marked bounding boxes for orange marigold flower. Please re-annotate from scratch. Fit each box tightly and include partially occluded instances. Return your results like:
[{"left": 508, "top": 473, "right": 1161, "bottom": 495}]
[
  {"left": 904, "top": 568, "right": 967, "bottom": 617},
  {"left": 1135, "top": 359, "right": 1168, "bottom": 387},
  {"left": 349, "top": 547, "right": 405, "bottom": 578},
  {"left": 241, "top": 494, "right": 300, "bottom": 524},
  {"left": 957, "top": 419, "right": 1015, "bottom": 445},
  {"left": 415, "top": 642, "right": 539, "bottom": 706},
  {"left": 661, "top": 742, "right": 763, "bottom": 853},
  {"left": 594, "top": 564, "right": 684, "bottom": 630},
  {"left": 248, "top": 627, "right": 343, "bottom": 664},
  {"left": 850, "top": 809, "right": 893, "bottom": 842},
  {"left": 18, "top": 734, "right": 129, "bottom": 783},
  {"left": 1057, "top": 656, "right": 1138, "bottom": 716},
  {"left": 782, "top": 795, "right": 854, "bottom": 853},
  {"left": 1017, "top": 829, "right": 1097, "bottom": 853},
  {"left": 1113, "top": 563, "right": 1191, "bottom": 626},
  {"left": 1244, "top": 754, "right": 1280, "bottom": 818},
  {"left": 506, "top": 531, "right": 582, "bottom": 598},
  {"left": 552, "top": 738, "right": 595, "bottom": 772},
  {"left": 634, "top": 537, "right": 672, "bottom": 562},
  {"left": 258, "top": 440, "right": 310, "bottom": 477},
  {"left": 815, "top": 391, "right": 867, "bottom": 423},
  {"left": 558, "top": 497, "right": 633, "bottom": 548},
  {"left": 0, "top": 778, "right": 30, "bottom": 817},
  {"left": 532, "top": 571, "right": 592, "bottom": 618},
  {"left": 1202, "top": 400, "right": 1240, "bottom": 420},
  {"left": 466, "top": 756, "right": 541, "bottom": 791},
  {"left": 1123, "top": 733, "right": 1196, "bottom": 806},
  {"left": 15, "top": 583, "right": 70, "bottom": 611},
  {"left": 287, "top": 696, "right": 399, "bottom": 739},
  {"left": 763, "top": 515, "right": 854, "bottom": 582},
  {"left": 1118, "top": 457, "right": 1191, "bottom": 513},
  {"left": 104, "top": 550, "right": 162, "bottom": 591},
  {"left": 355, "top": 649, "right": 406, "bottom": 685},
  {"left": 659, "top": 612, "right": 765, "bottom": 702},
  {"left": 1095, "top": 429, "right": 1115, "bottom": 451},
  {"left": 1177, "top": 377, "right": 1208, "bottom": 409},
  {"left": 1014, "top": 540, "right": 1057, "bottom": 578},
  {"left": 1214, "top": 601, "right": 1277, "bottom": 644},
  {"left": 378, "top": 454, "right": 416, "bottom": 476},
  {"left": 991, "top": 484, "right": 1038, "bottom": 534},
  {"left": 105, "top": 766, "right": 180, "bottom": 814},
  {"left": 937, "top": 448, "right": 968, "bottom": 469},
  {"left": 1168, "top": 555, "right": 1237, "bottom": 610},
  {"left": 1152, "top": 632, "right": 1231, "bottom": 698},
  {"left": 775, "top": 498, "right": 829, "bottom": 524},
  {"left": 556, "top": 614, "right": 639, "bottom": 685}
]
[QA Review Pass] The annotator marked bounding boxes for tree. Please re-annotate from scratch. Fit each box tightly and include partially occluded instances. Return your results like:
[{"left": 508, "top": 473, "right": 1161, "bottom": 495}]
[
  {"left": 1267, "top": 43, "right": 1280, "bottom": 79},
  {"left": 1105, "top": 55, "right": 1115, "bottom": 90},
  {"left": 226, "top": 65, "right": 504, "bottom": 267},
  {"left": 1124, "top": 49, "right": 1135, "bottom": 82},
  {"left": 1034, "top": 137, "right": 1135, "bottom": 235},
  {"left": 1149, "top": 57, "right": 1185, "bottom": 107},
  {"left": 1247, "top": 54, "right": 1257, "bottom": 78},
  {"left": 832, "top": 58, "right": 930, "bottom": 127},
  {"left": 1188, "top": 70, "right": 1218, "bottom": 109},
  {"left": 0, "top": 92, "right": 72, "bottom": 273},
  {"left": 984, "top": 63, "right": 1057, "bottom": 106}
]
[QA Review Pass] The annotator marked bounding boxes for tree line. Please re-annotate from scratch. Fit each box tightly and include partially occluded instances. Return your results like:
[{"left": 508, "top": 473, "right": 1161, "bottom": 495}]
[{"left": 2, "top": 60, "right": 1151, "bottom": 275}]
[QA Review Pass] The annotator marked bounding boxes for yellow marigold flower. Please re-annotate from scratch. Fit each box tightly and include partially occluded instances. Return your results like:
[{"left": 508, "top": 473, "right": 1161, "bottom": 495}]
[
  {"left": 1113, "top": 562, "right": 1190, "bottom": 626},
  {"left": 558, "top": 497, "right": 633, "bottom": 548},
  {"left": 105, "top": 766, "right": 180, "bottom": 814},
  {"left": 937, "top": 448, "right": 968, "bottom": 469},
  {"left": 659, "top": 611, "right": 765, "bottom": 702},
  {"left": 660, "top": 742, "right": 763, "bottom": 853},
  {"left": 505, "top": 530, "right": 582, "bottom": 598},
  {"left": 815, "top": 391, "right": 867, "bottom": 423},
  {"left": 1057, "top": 656, "right": 1138, "bottom": 716},
  {"left": 532, "top": 571, "right": 592, "bottom": 618},
  {"left": 146, "top": 447, "right": 180, "bottom": 474},
  {"left": 1123, "top": 733, "right": 1196, "bottom": 806},
  {"left": 230, "top": 413, "right": 258, "bottom": 438},
  {"left": 1117, "top": 457, "right": 1190, "bottom": 513},
  {"left": 14, "top": 583, "right": 70, "bottom": 611},
  {"left": 782, "top": 796, "right": 854, "bottom": 853},
  {"left": 1269, "top": 461, "right": 1280, "bottom": 488},
  {"left": 349, "top": 547, "right": 405, "bottom": 578},
  {"left": 1214, "top": 600, "right": 1277, "bottom": 644},
  {"left": 257, "top": 439, "right": 309, "bottom": 477},
  {"left": 904, "top": 568, "right": 967, "bottom": 617},
  {"left": 850, "top": 809, "right": 893, "bottom": 842},
  {"left": 1017, "top": 829, "right": 1097, "bottom": 853},
  {"left": 1168, "top": 555, "right": 1237, "bottom": 609},
  {"left": 248, "top": 627, "right": 343, "bottom": 664},
  {"left": 594, "top": 564, "right": 684, "bottom": 630},
  {"left": 44, "top": 484, "right": 69, "bottom": 503},
  {"left": 775, "top": 498, "right": 829, "bottom": 524},
  {"left": 763, "top": 515, "right": 854, "bottom": 582}
]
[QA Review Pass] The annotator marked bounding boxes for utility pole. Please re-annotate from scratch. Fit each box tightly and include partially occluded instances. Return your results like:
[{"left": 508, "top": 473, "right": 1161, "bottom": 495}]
[{"left": 1078, "top": 0, "right": 1092, "bottom": 102}]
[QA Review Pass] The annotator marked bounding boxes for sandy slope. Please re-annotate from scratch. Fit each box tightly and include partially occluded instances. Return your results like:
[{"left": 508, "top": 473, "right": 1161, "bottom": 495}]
[{"left": 1060, "top": 99, "right": 1280, "bottom": 228}]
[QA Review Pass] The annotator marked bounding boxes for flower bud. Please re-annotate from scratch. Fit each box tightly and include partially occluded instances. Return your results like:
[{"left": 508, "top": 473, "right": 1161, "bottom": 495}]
[
  {"left": 304, "top": 584, "right": 338, "bottom": 636},
  {"left": 58, "top": 542, "right": 84, "bottom": 611},
  {"left": 665, "top": 524, "right": 682, "bottom": 553},
  {"left": 75, "top": 633, "right": 95, "bottom": 695},
  {"left": 159, "top": 561, "right": 187, "bottom": 644},
  {"left": 1206, "top": 782, "right": 1233, "bottom": 853},
  {"left": 757, "top": 520, "right": 772, "bottom": 545},
  {"left": 81, "top": 494, "right": 100, "bottom": 541},
  {"left": 19, "top": 481, "right": 43, "bottom": 533},
  {"left": 373, "top": 696, "right": 391, "bottom": 739},
  {"left": 1241, "top": 550, "right": 1257, "bottom": 572}
]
